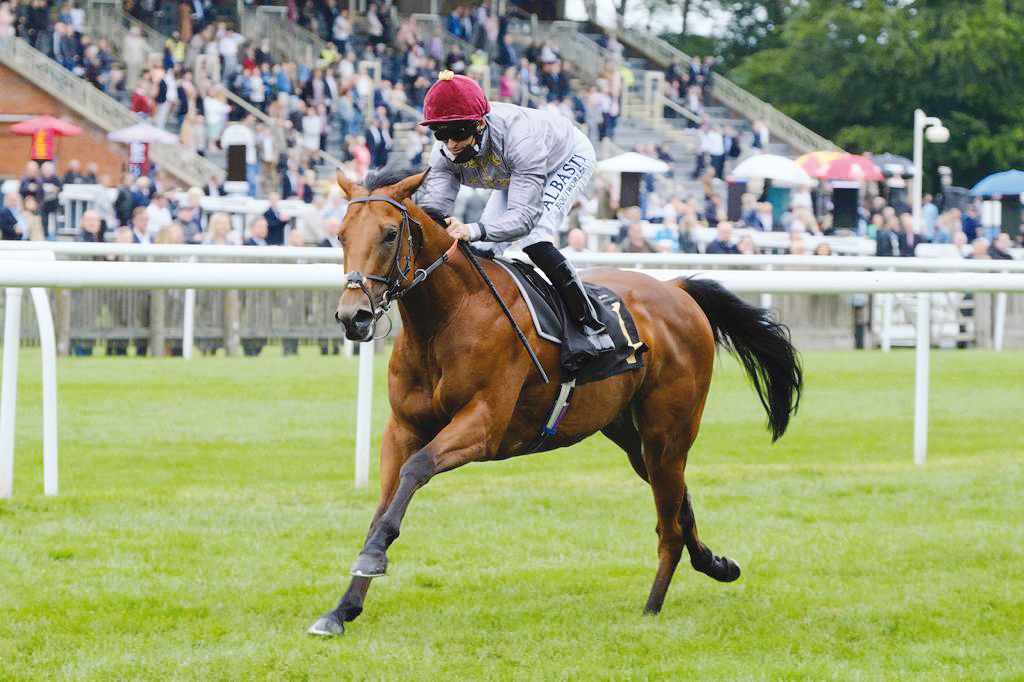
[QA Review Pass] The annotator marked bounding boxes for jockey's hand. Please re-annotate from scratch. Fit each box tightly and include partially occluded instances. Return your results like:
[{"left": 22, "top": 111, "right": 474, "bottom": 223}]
[{"left": 445, "top": 216, "right": 471, "bottom": 241}]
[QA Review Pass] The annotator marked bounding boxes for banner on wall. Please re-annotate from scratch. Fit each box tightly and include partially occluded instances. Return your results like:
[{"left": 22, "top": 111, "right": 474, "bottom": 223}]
[{"left": 31, "top": 129, "right": 55, "bottom": 160}]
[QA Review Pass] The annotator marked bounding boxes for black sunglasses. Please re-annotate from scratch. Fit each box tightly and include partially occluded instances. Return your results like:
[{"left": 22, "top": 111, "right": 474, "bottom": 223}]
[{"left": 431, "top": 122, "right": 478, "bottom": 142}]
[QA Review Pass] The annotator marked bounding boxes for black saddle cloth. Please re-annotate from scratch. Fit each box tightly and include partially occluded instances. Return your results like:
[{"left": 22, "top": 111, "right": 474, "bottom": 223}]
[{"left": 492, "top": 257, "right": 648, "bottom": 385}]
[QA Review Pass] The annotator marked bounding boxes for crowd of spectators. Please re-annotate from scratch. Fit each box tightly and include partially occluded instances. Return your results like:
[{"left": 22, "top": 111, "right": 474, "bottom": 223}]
[
  {"left": 1, "top": 1, "right": 1019, "bottom": 260},
  {"left": 0, "top": 156, "right": 355, "bottom": 247},
  {"left": 550, "top": 165, "right": 1021, "bottom": 259}
]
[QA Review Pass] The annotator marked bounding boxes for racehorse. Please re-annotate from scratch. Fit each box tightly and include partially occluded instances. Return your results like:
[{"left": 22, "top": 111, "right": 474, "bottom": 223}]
[{"left": 309, "top": 168, "right": 803, "bottom": 636}]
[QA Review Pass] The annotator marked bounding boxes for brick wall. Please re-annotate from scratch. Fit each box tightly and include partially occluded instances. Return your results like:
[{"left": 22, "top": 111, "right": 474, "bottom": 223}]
[{"left": 0, "top": 62, "right": 132, "bottom": 183}]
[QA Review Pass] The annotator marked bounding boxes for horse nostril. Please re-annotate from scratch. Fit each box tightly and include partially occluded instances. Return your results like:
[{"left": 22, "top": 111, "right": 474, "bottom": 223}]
[
  {"left": 352, "top": 309, "right": 374, "bottom": 326},
  {"left": 335, "top": 310, "right": 343, "bottom": 324}
]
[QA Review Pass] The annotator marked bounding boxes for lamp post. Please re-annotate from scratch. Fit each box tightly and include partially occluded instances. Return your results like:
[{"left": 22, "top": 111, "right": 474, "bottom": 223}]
[{"left": 912, "top": 109, "right": 949, "bottom": 235}]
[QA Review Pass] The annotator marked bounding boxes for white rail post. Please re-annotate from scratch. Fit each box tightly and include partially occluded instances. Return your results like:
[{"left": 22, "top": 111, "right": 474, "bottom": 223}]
[
  {"left": 354, "top": 338, "right": 374, "bottom": 489},
  {"left": 183, "top": 255, "right": 197, "bottom": 360},
  {"left": 993, "top": 276, "right": 1007, "bottom": 352},
  {"left": 29, "top": 288, "right": 59, "bottom": 495},
  {"left": 1, "top": 288, "right": 24, "bottom": 498},
  {"left": 914, "top": 292, "right": 931, "bottom": 466},
  {"left": 760, "top": 264, "right": 774, "bottom": 310}
]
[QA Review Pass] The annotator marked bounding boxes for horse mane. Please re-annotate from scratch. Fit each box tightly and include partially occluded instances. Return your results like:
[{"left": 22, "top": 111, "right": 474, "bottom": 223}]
[
  {"left": 362, "top": 164, "right": 448, "bottom": 230},
  {"left": 363, "top": 165, "right": 425, "bottom": 193}
]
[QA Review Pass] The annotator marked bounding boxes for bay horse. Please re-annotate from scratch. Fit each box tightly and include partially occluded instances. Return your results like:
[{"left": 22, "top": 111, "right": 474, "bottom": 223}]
[{"left": 309, "top": 168, "right": 802, "bottom": 636}]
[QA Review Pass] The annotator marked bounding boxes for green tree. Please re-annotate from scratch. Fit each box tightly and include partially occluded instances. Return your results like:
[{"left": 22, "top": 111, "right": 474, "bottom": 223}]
[{"left": 728, "top": 0, "right": 1024, "bottom": 187}]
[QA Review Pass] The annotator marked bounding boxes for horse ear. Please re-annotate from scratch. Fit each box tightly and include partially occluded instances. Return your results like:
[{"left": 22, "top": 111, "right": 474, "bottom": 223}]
[
  {"left": 391, "top": 169, "right": 430, "bottom": 202},
  {"left": 336, "top": 170, "right": 360, "bottom": 199}
]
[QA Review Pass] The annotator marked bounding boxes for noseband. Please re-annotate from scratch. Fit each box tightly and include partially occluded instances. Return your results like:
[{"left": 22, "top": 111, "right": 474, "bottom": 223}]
[{"left": 344, "top": 195, "right": 459, "bottom": 328}]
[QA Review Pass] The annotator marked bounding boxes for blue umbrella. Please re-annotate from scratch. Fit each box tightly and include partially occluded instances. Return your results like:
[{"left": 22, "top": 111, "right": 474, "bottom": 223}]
[{"left": 969, "top": 169, "right": 1024, "bottom": 197}]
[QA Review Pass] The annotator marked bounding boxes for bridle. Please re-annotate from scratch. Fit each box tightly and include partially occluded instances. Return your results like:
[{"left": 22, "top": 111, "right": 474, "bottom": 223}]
[
  {"left": 343, "top": 195, "right": 459, "bottom": 335},
  {"left": 342, "top": 193, "right": 548, "bottom": 382}
]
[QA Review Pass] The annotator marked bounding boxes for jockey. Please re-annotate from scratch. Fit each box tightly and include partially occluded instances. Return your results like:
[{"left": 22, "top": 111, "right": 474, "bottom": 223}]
[{"left": 418, "top": 70, "right": 614, "bottom": 364}]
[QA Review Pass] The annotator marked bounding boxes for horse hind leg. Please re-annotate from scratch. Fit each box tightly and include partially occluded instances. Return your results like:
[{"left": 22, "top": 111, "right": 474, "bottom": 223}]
[
  {"left": 601, "top": 412, "right": 648, "bottom": 483},
  {"left": 681, "top": 489, "right": 741, "bottom": 583},
  {"left": 640, "top": 434, "right": 688, "bottom": 615}
]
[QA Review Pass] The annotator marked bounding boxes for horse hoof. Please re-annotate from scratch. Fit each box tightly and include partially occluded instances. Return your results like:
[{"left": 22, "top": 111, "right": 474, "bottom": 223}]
[
  {"left": 350, "top": 551, "right": 388, "bottom": 577},
  {"left": 307, "top": 614, "right": 345, "bottom": 637},
  {"left": 718, "top": 557, "right": 741, "bottom": 583}
]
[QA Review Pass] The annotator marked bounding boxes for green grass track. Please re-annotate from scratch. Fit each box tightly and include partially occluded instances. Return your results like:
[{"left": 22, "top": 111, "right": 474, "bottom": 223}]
[{"left": 1, "top": 348, "right": 1021, "bottom": 680}]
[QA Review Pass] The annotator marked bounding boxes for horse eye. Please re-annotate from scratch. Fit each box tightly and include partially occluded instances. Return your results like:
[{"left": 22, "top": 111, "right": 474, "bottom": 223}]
[{"left": 383, "top": 229, "right": 399, "bottom": 243}]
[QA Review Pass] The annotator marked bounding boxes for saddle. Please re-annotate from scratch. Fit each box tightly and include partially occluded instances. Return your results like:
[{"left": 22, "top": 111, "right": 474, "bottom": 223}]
[{"left": 491, "top": 256, "right": 648, "bottom": 386}]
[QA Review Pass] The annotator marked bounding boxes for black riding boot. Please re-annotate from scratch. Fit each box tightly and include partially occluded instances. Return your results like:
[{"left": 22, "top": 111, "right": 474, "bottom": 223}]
[{"left": 524, "top": 243, "right": 615, "bottom": 354}]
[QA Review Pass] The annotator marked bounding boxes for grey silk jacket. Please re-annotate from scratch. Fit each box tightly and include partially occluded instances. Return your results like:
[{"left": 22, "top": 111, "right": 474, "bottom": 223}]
[{"left": 418, "top": 102, "right": 579, "bottom": 243}]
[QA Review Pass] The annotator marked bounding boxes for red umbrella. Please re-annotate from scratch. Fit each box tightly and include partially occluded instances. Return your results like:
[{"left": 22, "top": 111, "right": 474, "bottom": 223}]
[
  {"left": 9, "top": 115, "right": 83, "bottom": 136},
  {"left": 814, "top": 153, "right": 884, "bottom": 182},
  {"left": 9, "top": 115, "right": 83, "bottom": 161}
]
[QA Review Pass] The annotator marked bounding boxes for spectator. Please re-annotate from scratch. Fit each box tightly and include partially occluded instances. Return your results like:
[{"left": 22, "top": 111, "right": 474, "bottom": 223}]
[
  {"left": 813, "top": 241, "right": 832, "bottom": 256},
  {"left": 62, "top": 158, "right": 84, "bottom": 184},
  {"left": 174, "top": 206, "right": 200, "bottom": 243},
  {"left": 154, "top": 66, "right": 179, "bottom": 129},
  {"left": 961, "top": 204, "right": 982, "bottom": 241},
  {"left": 897, "top": 212, "right": 922, "bottom": 257},
  {"left": 967, "top": 237, "right": 990, "bottom": 260},
  {"left": 244, "top": 216, "right": 269, "bottom": 246},
  {"left": 620, "top": 221, "right": 657, "bottom": 253},
  {"left": 365, "top": 117, "right": 392, "bottom": 168},
  {"left": 708, "top": 124, "right": 724, "bottom": 179},
  {"left": 701, "top": 55, "right": 715, "bottom": 105},
  {"left": 318, "top": 216, "right": 342, "bottom": 247},
  {"left": 876, "top": 215, "right": 900, "bottom": 256},
  {"left": 952, "top": 229, "right": 969, "bottom": 257},
  {"left": 76, "top": 208, "right": 104, "bottom": 242},
  {"left": 122, "top": 25, "right": 146, "bottom": 90},
  {"left": 146, "top": 192, "right": 173, "bottom": 234},
  {"left": 989, "top": 232, "right": 1013, "bottom": 260},
  {"left": 0, "top": 192, "right": 24, "bottom": 240},
  {"left": 199, "top": 212, "right": 233, "bottom": 245},
  {"left": 560, "top": 227, "right": 589, "bottom": 254},
  {"left": 751, "top": 201, "right": 774, "bottom": 231},
  {"left": 652, "top": 220, "right": 680, "bottom": 253},
  {"left": 155, "top": 222, "right": 185, "bottom": 244},
  {"left": 737, "top": 234, "right": 757, "bottom": 255},
  {"left": 751, "top": 120, "right": 769, "bottom": 150},
  {"left": 705, "top": 221, "right": 739, "bottom": 254},
  {"left": 129, "top": 205, "right": 151, "bottom": 243},
  {"left": 130, "top": 78, "right": 154, "bottom": 117},
  {"left": 288, "top": 227, "right": 307, "bottom": 247},
  {"left": 39, "top": 161, "right": 62, "bottom": 237},
  {"left": 922, "top": 193, "right": 939, "bottom": 240},
  {"left": 263, "top": 192, "right": 290, "bottom": 245},
  {"left": 677, "top": 215, "right": 700, "bottom": 254}
]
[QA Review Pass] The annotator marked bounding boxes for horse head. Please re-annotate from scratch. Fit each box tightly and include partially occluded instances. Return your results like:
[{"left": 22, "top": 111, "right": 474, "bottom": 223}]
[{"left": 334, "top": 168, "right": 430, "bottom": 341}]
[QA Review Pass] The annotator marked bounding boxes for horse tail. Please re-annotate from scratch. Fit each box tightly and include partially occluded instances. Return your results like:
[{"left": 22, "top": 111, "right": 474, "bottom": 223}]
[{"left": 680, "top": 277, "right": 803, "bottom": 442}]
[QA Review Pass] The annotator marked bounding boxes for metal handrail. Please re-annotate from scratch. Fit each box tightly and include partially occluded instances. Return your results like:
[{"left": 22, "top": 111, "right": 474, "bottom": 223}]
[
  {"left": 615, "top": 26, "right": 841, "bottom": 154},
  {"left": 547, "top": 21, "right": 619, "bottom": 83},
  {"left": 0, "top": 35, "right": 222, "bottom": 187}
]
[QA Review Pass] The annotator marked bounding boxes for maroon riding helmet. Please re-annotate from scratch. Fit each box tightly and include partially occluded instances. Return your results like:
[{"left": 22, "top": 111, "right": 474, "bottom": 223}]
[
  {"left": 419, "top": 70, "right": 490, "bottom": 126},
  {"left": 420, "top": 71, "right": 490, "bottom": 163}
]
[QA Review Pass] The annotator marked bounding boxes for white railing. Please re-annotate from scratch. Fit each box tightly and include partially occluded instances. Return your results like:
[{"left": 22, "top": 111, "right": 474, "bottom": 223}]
[
  {"left": 2, "top": 252, "right": 1023, "bottom": 499},
  {"left": 1, "top": 252, "right": 58, "bottom": 499},
  {"left": 0, "top": 35, "right": 223, "bottom": 187}
]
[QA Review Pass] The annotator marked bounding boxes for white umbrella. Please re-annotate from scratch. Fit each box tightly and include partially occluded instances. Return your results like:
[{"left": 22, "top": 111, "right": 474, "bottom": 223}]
[
  {"left": 595, "top": 152, "right": 670, "bottom": 174},
  {"left": 107, "top": 123, "right": 179, "bottom": 145},
  {"left": 731, "top": 154, "right": 817, "bottom": 188}
]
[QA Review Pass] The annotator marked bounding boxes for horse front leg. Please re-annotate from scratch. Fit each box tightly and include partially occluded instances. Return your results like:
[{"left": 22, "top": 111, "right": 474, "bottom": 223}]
[
  {"left": 309, "top": 401, "right": 500, "bottom": 636},
  {"left": 308, "top": 416, "right": 419, "bottom": 637}
]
